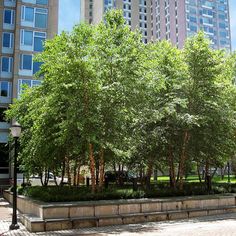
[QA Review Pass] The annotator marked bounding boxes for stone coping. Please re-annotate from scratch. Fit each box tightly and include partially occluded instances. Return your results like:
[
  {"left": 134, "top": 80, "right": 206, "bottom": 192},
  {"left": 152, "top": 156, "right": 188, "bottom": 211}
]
[
  {"left": 4, "top": 190, "right": 236, "bottom": 232},
  {"left": 4, "top": 190, "right": 236, "bottom": 208},
  {"left": 20, "top": 205, "right": 236, "bottom": 232}
]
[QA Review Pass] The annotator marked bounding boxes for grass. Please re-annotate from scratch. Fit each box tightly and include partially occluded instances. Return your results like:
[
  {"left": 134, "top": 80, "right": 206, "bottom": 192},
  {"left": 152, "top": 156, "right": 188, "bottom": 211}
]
[{"left": 152, "top": 175, "right": 236, "bottom": 183}]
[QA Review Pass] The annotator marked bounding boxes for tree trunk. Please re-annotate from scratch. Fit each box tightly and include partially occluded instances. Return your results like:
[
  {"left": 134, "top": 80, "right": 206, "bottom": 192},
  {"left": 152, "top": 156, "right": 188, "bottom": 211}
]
[
  {"left": 66, "top": 157, "right": 71, "bottom": 186},
  {"left": 139, "top": 165, "right": 143, "bottom": 186},
  {"left": 197, "top": 162, "right": 202, "bottom": 183},
  {"left": 176, "top": 166, "right": 180, "bottom": 183},
  {"left": 178, "top": 131, "right": 190, "bottom": 191},
  {"left": 73, "top": 160, "right": 77, "bottom": 186},
  {"left": 53, "top": 172, "right": 58, "bottom": 186},
  {"left": 60, "top": 160, "right": 66, "bottom": 186},
  {"left": 222, "top": 165, "right": 227, "bottom": 180},
  {"left": 168, "top": 145, "right": 176, "bottom": 189},
  {"left": 153, "top": 166, "right": 158, "bottom": 182},
  {"left": 95, "top": 160, "right": 99, "bottom": 186},
  {"left": 89, "top": 143, "right": 96, "bottom": 193},
  {"left": 41, "top": 169, "right": 49, "bottom": 186},
  {"left": 117, "top": 164, "right": 124, "bottom": 186},
  {"left": 211, "top": 167, "right": 217, "bottom": 179},
  {"left": 99, "top": 148, "right": 105, "bottom": 190},
  {"left": 76, "top": 164, "right": 81, "bottom": 186},
  {"left": 221, "top": 167, "right": 224, "bottom": 180},
  {"left": 39, "top": 172, "right": 43, "bottom": 186},
  {"left": 146, "top": 160, "right": 153, "bottom": 190},
  {"left": 205, "top": 161, "right": 211, "bottom": 192}
]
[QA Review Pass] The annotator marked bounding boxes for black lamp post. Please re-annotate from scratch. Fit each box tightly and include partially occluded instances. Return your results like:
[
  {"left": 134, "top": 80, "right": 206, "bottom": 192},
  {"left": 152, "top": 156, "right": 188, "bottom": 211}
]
[{"left": 9, "top": 122, "right": 21, "bottom": 230}]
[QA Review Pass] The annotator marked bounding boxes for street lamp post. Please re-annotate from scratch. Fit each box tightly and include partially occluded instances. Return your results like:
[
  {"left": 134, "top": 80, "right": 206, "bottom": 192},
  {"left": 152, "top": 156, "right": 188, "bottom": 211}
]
[{"left": 9, "top": 123, "right": 21, "bottom": 230}]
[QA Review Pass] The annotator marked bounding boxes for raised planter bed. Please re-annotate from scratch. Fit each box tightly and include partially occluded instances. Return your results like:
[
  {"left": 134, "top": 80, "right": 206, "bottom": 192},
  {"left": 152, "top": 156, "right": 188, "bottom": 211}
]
[{"left": 3, "top": 190, "right": 236, "bottom": 232}]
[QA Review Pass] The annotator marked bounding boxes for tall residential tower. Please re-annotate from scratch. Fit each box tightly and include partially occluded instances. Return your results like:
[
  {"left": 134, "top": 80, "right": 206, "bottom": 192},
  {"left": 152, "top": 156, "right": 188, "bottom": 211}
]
[
  {"left": 81, "top": 0, "right": 152, "bottom": 43},
  {"left": 80, "top": 0, "right": 231, "bottom": 50},
  {"left": 0, "top": 0, "right": 58, "bottom": 184}
]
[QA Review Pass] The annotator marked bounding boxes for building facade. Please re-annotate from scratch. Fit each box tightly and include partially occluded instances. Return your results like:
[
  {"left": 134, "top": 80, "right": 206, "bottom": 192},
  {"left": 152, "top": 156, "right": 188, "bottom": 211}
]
[
  {"left": 0, "top": 0, "right": 58, "bottom": 183},
  {"left": 80, "top": 0, "right": 231, "bottom": 50},
  {"left": 81, "top": 0, "right": 152, "bottom": 43}
]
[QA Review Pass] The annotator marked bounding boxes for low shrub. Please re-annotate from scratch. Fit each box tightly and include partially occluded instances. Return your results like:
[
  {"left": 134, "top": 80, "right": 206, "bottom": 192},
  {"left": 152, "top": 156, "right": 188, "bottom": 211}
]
[
  {"left": 22, "top": 186, "right": 146, "bottom": 202},
  {"left": 20, "top": 182, "right": 236, "bottom": 202}
]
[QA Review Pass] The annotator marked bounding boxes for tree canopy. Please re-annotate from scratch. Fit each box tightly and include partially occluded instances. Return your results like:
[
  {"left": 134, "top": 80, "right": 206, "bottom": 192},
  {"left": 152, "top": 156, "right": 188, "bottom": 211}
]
[{"left": 6, "top": 10, "right": 236, "bottom": 191}]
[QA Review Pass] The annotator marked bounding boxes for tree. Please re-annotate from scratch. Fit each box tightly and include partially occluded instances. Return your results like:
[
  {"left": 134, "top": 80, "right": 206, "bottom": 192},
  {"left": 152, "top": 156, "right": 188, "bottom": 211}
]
[
  {"left": 6, "top": 10, "right": 149, "bottom": 191},
  {"left": 182, "top": 32, "right": 236, "bottom": 190},
  {"left": 92, "top": 10, "right": 148, "bottom": 188}
]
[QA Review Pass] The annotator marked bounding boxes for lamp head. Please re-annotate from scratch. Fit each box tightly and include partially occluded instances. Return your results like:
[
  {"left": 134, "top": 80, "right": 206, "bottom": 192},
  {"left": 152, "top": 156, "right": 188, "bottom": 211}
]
[{"left": 10, "top": 122, "right": 22, "bottom": 138}]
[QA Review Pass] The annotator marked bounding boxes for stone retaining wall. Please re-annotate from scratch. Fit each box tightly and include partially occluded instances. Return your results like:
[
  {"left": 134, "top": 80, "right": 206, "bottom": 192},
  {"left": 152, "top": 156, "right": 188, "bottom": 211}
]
[
  {"left": 3, "top": 191, "right": 236, "bottom": 232},
  {"left": 3, "top": 191, "right": 236, "bottom": 219}
]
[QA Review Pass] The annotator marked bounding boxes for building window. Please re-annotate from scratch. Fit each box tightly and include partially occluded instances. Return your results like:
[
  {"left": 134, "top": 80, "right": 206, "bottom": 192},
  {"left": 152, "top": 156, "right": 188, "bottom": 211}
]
[
  {"left": 2, "top": 32, "right": 14, "bottom": 48},
  {"left": 20, "top": 54, "right": 33, "bottom": 70},
  {"left": 34, "top": 32, "right": 46, "bottom": 51},
  {"left": 0, "top": 81, "right": 11, "bottom": 97},
  {"left": 21, "top": 6, "right": 48, "bottom": 29},
  {"left": 4, "top": 9, "right": 15, "bottom": 24},
  {"left": 20, "top": 30, "right": 46, "bottom": 52},
  {"left": 21, "top": 30, "right": 33, "bottom": 46},
  {"left": 19, "top": 54, "right": 43, "bottom": 75},
  {"left": 33, "top": 61, "right": 43, "bottom": 74},
  {"left": 1, "top": 57, "right": 13, "bottom": 73},
  {"left": 18, "top": 79, "right": 41, "bottom": 96},
  {"left": 18, "top": 79, "right": 31, "bottom": 96},
  {"left": 21, "top": 6, "right": 34, "bottom": 22},
  {"left": 35, "top": 8, "right": 48, "bottom": 28}
]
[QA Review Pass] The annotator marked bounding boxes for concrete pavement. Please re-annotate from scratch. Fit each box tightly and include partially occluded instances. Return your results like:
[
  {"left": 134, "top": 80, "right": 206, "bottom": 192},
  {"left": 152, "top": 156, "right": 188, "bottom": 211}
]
[{"left": 1, "top": 197, "right": 236, "bottom": 236}]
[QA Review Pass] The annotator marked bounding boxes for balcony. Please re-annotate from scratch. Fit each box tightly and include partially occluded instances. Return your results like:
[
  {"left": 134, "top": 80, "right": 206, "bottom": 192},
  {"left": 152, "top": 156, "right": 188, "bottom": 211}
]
[
  {"left": 19, "top": 69, "right": 33, "bottom": 77},
  {"left": 21, "top": 20, "right": 34, "bottom": 28},
  {"left": 3, "top": 23, "right": 15, "bottom": 31},
  {"left": 2, "top": 47, "right": 13, "bottom": 54},
  {"left": 22, "top": 0, "right": 37, "bottom": 4},
  {"left": 0, "top": 96, "right": 11, "bottom": 104},
  {"left": 0, "top": 71, "right": 12, "bottom": 79},
  {"left": 4, "top": 0, "right": 16, "bottom": 7}
]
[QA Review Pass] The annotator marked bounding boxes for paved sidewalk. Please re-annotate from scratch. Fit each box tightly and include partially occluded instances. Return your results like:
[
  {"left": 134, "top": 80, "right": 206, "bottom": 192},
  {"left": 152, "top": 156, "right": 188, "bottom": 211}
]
[{"left": 1, "top": 197, "right": 236, "bottom": 236}]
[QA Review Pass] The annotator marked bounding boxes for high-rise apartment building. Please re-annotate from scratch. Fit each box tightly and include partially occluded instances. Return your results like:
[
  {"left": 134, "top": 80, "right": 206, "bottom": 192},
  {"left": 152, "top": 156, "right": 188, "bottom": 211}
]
[
  {"left": 81, "top": 0, "right": 152, "bottom": 43},
  {"left": 80, "top": 0, "right": 231, "bottom": 50},
  {"left": 152, "top": 0, "right": 231, "bottom": 50},
  {"left": 0, "top": 0, "right": 58, "bottom": 184}
]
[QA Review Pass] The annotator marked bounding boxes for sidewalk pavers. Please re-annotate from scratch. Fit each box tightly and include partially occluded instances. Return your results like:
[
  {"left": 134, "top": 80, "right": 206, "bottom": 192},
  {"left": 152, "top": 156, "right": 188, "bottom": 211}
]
[{"left": 1, "top": 197, "right": 236, "bottom": 236}]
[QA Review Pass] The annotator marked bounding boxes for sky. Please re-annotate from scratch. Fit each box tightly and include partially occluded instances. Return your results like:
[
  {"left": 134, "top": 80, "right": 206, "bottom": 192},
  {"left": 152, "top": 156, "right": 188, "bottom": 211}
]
[
  {"left": 58, "top": 0, "right": 80, "bottom": 33},
  {"left": 229, "top": 0, "right": 236, "bottom": 50},
  {"left": 59, "top": 0, "right": 236, "bottom": 51}
]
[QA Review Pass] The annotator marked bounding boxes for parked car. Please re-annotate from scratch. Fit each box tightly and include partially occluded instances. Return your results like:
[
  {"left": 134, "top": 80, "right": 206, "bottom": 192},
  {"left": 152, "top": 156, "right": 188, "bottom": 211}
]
[
  {"left": 105, "top": 171, "right": 135, "bottom": 183},
  {"left": 16, "top": 173, "right": 68, "bottom": 186}
]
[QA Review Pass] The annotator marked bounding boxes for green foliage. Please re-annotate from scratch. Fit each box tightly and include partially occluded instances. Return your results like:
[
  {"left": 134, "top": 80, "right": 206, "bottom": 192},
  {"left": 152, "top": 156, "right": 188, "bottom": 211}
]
[
  {"left": 6, "top": 10, "right": 147, "bottom": 180},
  {"left": 5, "top": 11, "right": 236, "bottom": 190},
  {"left": 22, "top": 186, "right": 146, "bottom": 202},
  {"left": 20, "top": 183, "right": 236, "bottom": 202}
]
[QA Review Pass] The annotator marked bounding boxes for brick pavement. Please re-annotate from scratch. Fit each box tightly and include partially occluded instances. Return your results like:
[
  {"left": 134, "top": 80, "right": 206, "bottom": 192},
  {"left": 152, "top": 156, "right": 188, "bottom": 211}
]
[{"left": 1, "top": 197, "right": 236, "bottom": 236}]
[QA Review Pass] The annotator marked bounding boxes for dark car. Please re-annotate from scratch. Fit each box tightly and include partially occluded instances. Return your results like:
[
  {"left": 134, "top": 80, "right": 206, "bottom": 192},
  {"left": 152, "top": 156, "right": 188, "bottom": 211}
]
[{"left": 105, "top": 171, "right": 135, "bottom": 183}]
